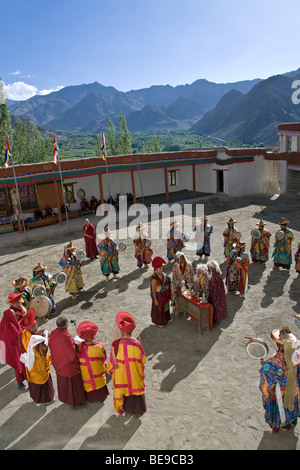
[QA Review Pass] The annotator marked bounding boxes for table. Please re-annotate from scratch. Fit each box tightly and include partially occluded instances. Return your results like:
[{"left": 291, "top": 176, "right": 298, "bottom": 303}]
[{"left": 175, "top": 290, "right": 213, "bottom": 334}]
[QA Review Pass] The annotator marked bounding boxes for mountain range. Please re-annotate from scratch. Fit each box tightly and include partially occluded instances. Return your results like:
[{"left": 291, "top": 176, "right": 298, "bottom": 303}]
[{"left": 7, "top": 68, "right": 300, "bottom": 145}]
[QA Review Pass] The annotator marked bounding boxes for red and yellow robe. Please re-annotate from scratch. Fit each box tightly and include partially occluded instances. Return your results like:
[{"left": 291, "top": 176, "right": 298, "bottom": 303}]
[
  {"left": 107, "top": 337, "right": 147, "bottom": 415},
  {"left": 78, "top": 341, "right": 107, "bottom": 392}
]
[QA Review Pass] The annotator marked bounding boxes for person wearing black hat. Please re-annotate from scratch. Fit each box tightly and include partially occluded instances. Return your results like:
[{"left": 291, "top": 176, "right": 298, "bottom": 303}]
[{"left": 225, "top": 241, "right": 250, "bottom": 296}]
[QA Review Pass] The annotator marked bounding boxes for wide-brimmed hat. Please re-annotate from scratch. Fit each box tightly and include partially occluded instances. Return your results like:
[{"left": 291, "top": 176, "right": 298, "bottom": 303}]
[
  {"left": 33, "top": 262, "right": 47, "bottom": 272},
  {"left": 136, "top": 222, "right": 145, "bottom": 231},
  {"left": 234, "top": 241, "right": 246, "bottom": 248},
  {"left": 19, "top": 307, "right": 36, "bottom": 329},
  {"left": 256, "top": 219, "right": 266, "bottom": 226},
  {"left": 271, "top": 327, "right": 297, "bottom": 345},
  {"left": 8, "top": 292, "right": 24, "bottom": 304},
  {"left": 227, "top": 217, "right": 236, "bottom": 224},
  {"left": 12, "top": 276, "right": 29, "bottom": 288},
  {"left": 77, "top": 321, "right": 99, "bottom": 341},
  {"left": 116, "top": 311, "right": 136, "bottom": 333},
  {"left": 65, "top": 241, "right": 76, "bottom": 251},
  {"left": 279, "top": 217, "right": 289, "bottom": 225}
]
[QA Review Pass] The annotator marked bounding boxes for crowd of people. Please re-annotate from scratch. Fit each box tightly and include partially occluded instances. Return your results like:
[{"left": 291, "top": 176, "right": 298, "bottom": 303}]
[{"left": 0, "top": 212, "right": 300, "bottom": 433}]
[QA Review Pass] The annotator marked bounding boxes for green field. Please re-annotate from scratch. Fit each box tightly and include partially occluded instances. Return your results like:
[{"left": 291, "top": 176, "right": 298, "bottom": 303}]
[{"left": 54, "top": 130, "right": 245, "bottom": 160}]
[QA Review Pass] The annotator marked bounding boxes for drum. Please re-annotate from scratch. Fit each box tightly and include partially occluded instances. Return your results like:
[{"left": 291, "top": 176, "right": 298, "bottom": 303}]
[
  {"left": 277, "top": 230, "right": 285, "bottom": 240},
  {"left": 246, "top": 338, "right": 269, "bottom": 359},
  {"left": 183, "top": 234, "right": 190, "bottom": 242},
  {"left": 30, "top": 296, "right": 52, "bottom": 318},
  {"left": 293, "top": 314, "right": 300, "bottom": 329},
  {"left": 118, "top": 241, "right": 127, "bottom": 251},
  {"left": 252, "top": 229, "right": 260, "bottom": 239},
  {"left": 75, "top": 249, "right": 86, "bottom": 261},
  {"left": 32, "top": 284, "right": 46, "bottom": 297},
  {"left": 55, "top": 272, "right": 67, "bottom": 284}
]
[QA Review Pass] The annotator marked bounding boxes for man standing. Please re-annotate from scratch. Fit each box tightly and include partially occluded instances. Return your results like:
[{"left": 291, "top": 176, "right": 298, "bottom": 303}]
[
  {"left": 83, "top": 218, "right": 98, "bottom": 259},
  {"left": 0, "top": 297, "right": 27, "bottom": 392},
  {"left": 29, "top": 263, "right": 57, "bottom": 315},
  {"left": 272, "top": 217, "right": 294, "bottom": 270},
  {"left": 98, "top": 225, "right": 120, "bottom": 280},
  {"left": 107, "top": 311, "right": 147, "bottom": 418},
  {"left": 18, "top": 307, "right": 55, "bottom": 404},
  {"left": 48, "top": 316, "right": 86, "bottom": 409}
]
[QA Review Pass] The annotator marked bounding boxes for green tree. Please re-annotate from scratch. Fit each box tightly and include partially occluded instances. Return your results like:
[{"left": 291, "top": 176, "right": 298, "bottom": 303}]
[
  {"left": 152, "top": 133, "right": 162, "bottom": 152},
  {"left": 118, "top": 112, "right": 132, "bottom": 155},
  {"left": 12, "top": 118, "right": 48, "bottom": 164},
  {"left": 106, "top": 118, "right": 117, "bottom": 155},
  {"left": 0, "top": 79, "right": 13, "bottom": 162}
]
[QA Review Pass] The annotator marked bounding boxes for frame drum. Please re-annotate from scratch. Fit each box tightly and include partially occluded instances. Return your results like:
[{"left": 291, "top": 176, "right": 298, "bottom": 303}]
[
  {"left": 32, "top": 284, "right": 46, "bottom": 297},
  {"left": 293, "top": 314, "right": 300, "bottom": 329},
  {"left": 55, "top": 272, "right": 67, "bottom": 284},
  {"left": 30, "top": 295, "right": 52, "bottom": 318},
  {"left": 247, "top": 338, "right": 269, "bottom": 359},
  {"left": 277, "top": 230, "right": 285, "bottom": 240},
  {"left": 75, "top": 249, "right": 86, "bottom": 261},
  {"left": 252, "top": 229, "right": 260, "bottom": 239},
  {"left": 118, "top": 241, "right": 127, "bottom": 251}
]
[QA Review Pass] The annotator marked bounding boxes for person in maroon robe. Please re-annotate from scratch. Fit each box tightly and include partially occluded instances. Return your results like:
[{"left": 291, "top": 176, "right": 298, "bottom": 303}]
[
  {"left": 48, "top": 316, "right": 86, "bottom": 409},
  {"left": 207, "top": 260, "right": 227, "bottom": 324},
  {"left": 83, "top": 219, "right": 98, "bottom": 259},
  {"left": 0, "top": 298, "right": 27, "bottom": 391}
]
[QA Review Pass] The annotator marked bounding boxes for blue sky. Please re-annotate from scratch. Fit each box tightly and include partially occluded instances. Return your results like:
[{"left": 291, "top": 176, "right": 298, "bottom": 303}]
[{"left": 1, "top": 0, "right": 300, "bottom": 100}]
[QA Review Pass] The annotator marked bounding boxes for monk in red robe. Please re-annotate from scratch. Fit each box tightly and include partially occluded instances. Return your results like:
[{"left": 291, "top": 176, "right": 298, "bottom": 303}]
[
  {"left": 48, "top": 316, "right": 86, "bottom": 409},
  {"left": 0, "top": 296, "right": 27, "bottom": 391},
  {"left": 83, "top": 219, "right": 98, "bottom": 259}
]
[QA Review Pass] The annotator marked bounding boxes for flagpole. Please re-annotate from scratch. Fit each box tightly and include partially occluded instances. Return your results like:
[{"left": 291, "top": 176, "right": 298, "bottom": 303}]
[
  {"left": 10, "top": 153, "right": 27, "bottom": 238},
  {"left": 54, "top": 135, "right": 69, "bottom": 227},
  {"left": 101, "top": 133, "right": 112, "bottom": 205}
]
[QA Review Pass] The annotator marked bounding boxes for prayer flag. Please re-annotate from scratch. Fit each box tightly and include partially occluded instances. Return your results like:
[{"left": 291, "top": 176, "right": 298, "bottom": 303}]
[
  {"left": 101, "top": 133, "right": 106, "bottom": 161},
  {"left": 4, "top": 136, "right": 11, "bottom": 168},
  {"left": 53, "top": 135, "right": 59, "bottom": 164}
]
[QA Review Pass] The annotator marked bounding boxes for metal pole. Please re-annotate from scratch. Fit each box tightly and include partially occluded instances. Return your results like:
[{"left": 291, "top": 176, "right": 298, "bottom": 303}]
[
  {"left": 58, "top": 158, "right": 69, "bottom": 227},
  {"left": 9, "top": 150, "right": 27, "bottom": 238}
]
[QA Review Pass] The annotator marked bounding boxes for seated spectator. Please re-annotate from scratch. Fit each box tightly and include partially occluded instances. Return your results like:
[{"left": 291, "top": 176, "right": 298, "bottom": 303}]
[
  {"left": 45, "top": 205, "right": 55, "bottom": 217},
  {"left": 90, "top": 196, "right": 98, "bottom": 211},
  {"left": 81, "top": 198, "right": 91, "bottom": 211},
  {"left": 34, "top": 208, "right": 43, "bottom": 219}
]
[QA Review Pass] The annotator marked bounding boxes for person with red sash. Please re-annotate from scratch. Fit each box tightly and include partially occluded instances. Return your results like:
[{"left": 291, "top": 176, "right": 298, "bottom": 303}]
[
  {"left": 150, "top": 256, "right": 172, "bottom": 327},
  {"left": 83, "top": 218, "right": 98, "bottom": 259},
  {"left": 18, "top": 307, "right": 55, "bottom": 404},
  {"left": 107, "top": 311, "right": 147, "bottom": 418},
  {"left": 76, "top": 321, "right": 109, "bottom": 403},
  {"left": 48, "top": 316, "right": 86, "bottom": 409},
  {"left": 0, "top": 295, "right": 27, "bottom": 391}
]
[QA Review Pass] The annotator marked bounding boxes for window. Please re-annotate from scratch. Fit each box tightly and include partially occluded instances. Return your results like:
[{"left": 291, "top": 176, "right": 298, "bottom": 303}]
[
  {"left": 63, "top": 183, "right": 76, "bottom": 203},
  {"left": 169, "top": 170, "right": 177, "bottom": 187}
]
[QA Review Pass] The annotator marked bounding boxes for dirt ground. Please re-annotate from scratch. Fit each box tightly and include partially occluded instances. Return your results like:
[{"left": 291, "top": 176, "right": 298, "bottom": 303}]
[{"left": 0, "top": 193, "right": 300, "bottom": 451}]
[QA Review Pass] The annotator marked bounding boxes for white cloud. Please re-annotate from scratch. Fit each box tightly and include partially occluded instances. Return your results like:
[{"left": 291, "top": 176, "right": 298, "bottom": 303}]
[
  {"left": 3, "top": 81, "right": 38, "bottom": 101},
  {"left": 39, "top": 86, "right": 64, "bottom": 96},
  {"left": 9, "top": 70, "right": 21, "bottom": 76}
]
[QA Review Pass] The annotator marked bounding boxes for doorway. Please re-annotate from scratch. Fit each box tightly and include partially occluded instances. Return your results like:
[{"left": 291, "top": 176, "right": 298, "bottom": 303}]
[{"left": 216, "top": 170, "right": 224, "bottom": 192}]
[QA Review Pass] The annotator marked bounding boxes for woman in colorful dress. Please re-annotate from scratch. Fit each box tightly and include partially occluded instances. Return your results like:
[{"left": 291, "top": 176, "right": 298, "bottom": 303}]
[
  {"left": 250, "top": 219, "right": 272, "bottom": 263},
  {"left": 259, "top": 327, "right": 300, "bottom": 433},
  {"left": 150, "top": 256, "right": 172, "bottom": 327},
  {"left": 272, "top": 217, "right": 294, "bottom": 270},
  {"left": 225, "top": 241, "right": 250, "bottom": 296},
  {"left": 166, "top": 221, "right": 184, "bottom": 262},
  {"left": 194, "top": 215, "right": 213, "bottom": 258},
  {"left": 62, "top": 241, "right": 85, "bottom": 299},
  {"left": 76, "top": 321, "right": 109, "bottom": 403},
  {"left": 107, "top": 311, "right": 147, "bottom": 418},
  {"left": 98, "top": 225, "right": 120, "bottom": 280},
  {"left": 223, "top": 217, "right": 241, "bottom": 258},
  {"left": 133, "top": 222, "right": 153, "bottom": 268},
  {"left": 207, "top": 260, "right": 227, "bottom": 323},
  {"left": 171, "top": 252, "right": 194, "bottom": 302},
  {"left": 294, "top": 241, "right": 300, "bottom": 274},
  {"left": 193, "top": 263, "right": 210, "bottom": 301}
]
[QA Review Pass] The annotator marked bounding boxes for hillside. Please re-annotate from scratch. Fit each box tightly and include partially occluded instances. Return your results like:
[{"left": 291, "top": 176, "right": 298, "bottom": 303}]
[
  {"left": 7, "top": 77, "right": 261, "bottom": 133},
  {"left": 190, "top": 74, "right": 300, "bottom": 145}
]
